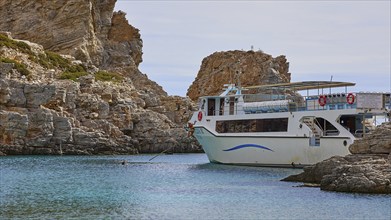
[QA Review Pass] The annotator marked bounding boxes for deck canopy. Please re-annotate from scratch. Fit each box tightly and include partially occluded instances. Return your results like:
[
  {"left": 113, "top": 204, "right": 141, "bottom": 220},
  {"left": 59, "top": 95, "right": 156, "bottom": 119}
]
[{"left": 243, "top": 81, "right": 356, "bottom": 92}]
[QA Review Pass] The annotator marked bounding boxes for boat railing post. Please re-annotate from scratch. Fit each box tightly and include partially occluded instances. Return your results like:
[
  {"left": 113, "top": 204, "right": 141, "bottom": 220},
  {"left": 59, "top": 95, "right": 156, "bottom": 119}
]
[{"left": 362, "top": 109, "right": 367, "bottom": 137}]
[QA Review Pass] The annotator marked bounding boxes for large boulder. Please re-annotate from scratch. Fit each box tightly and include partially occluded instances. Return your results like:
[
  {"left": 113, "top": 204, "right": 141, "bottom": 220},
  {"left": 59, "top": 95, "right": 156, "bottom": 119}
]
[
  {"left": 320, "top": 154, "right": 391, "bottom": 194},
  {"left": 187, "top": 50, "right": 291, "bottom": 101},
  {"left": 282, "top": 122, "right": 391, "bottom": 194},
  {"left": 0, "top": 110, "right": 28, "bottom": 146},
  {"left": 349, "top": 122, "right": 391, "bottom": 154},
  {"left": 282, "top": 155, "right": 349, "bottom": 183}
]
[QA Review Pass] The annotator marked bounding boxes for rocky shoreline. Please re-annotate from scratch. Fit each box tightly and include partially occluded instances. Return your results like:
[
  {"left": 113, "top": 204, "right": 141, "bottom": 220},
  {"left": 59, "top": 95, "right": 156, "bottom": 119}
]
[
  {"left": 282, "top": 122, "right": 391, "bottom": 194},
  {"left": 0, "top": 0, "right": 202, "bottom": 155},
  {"left": 0, "top": 62, "right": 201, "bottom": 155}
]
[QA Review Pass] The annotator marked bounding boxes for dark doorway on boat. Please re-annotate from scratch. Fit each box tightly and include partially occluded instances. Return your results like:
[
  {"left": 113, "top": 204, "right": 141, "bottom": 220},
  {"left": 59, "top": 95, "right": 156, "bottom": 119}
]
[
  {"left": 339, "top": 115, "right": 356, "bottom": 133},
  {"left": 208, "top": 98, "right": 216, "bottom": 116},
  {"left": 339, "top": 115, "right": 369, "bottom": 137}
]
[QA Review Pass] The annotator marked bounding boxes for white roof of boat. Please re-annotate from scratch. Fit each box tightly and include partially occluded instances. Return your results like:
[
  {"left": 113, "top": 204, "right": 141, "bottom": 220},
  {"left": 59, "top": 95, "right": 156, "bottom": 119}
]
[{"left": 243, "top": 81, "right": 356, "bottom": 91}]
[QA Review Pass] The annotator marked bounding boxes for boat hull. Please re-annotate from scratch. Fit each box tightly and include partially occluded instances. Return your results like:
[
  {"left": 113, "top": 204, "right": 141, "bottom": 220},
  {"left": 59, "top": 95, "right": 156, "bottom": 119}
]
[
  {"left": 194, "top": 127, "right": 351, "bottom": 167},
  {"left": 188, "top": 82, "right": 390, "bottom": 168}
]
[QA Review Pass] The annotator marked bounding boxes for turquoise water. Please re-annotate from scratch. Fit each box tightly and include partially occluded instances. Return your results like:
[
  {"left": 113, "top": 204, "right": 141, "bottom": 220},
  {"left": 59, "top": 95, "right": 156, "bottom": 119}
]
[{"left": 1, "top": 154, "right": 390, "bottom": 219}]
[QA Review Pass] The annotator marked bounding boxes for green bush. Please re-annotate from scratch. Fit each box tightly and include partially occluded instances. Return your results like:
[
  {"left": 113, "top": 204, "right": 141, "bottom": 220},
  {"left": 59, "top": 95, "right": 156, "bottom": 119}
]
[
  {"left": 0, "top": 33, "right": 89, "bottom": 81},
  {"left": 45, "top": 51, "right": 70, "bottom": 68},
  {"left": 41, "top": 51, "right": 86, "bottom": 73},
  {"left": 95, "top": 71, "right": 123, "bottom": 83},
  {"left": 59, "top": 71, "right": 88, "bottom": 81},
  {"left": 16, "top": 41, "right": 32, "bottom": 52},
  {"left": 37, "top": 50, "right": 87, "bottom": 79},
  {"left": 66, "top": 64, "right": 86, "bottom": 73},
  {"left": 0, "top": 33, "right": 32, "bottom": 55},
  {"left": 35, "top": 53, "right": 52, "bottom": 69},
  {"left": 0, "top": 57, "right": 31, "bottom": 77}
]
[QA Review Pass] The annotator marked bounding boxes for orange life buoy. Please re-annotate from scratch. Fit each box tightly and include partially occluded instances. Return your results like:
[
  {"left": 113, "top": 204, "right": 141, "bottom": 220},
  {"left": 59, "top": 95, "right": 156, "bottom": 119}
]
[
  {"left": 347, "top": 93, "right": 355, "bottom": 105},
  {"left": 318, "top": 95, "right": 327, "bottom": 107},
  {"left": 197, "top": 111, "right": 203, "bottom": 121}
]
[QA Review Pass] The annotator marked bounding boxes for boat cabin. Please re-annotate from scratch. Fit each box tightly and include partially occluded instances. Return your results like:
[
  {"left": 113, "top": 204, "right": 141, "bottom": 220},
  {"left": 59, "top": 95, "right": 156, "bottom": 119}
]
[{"left": 198, "top": 82, "right": 391, "bottom": 138}]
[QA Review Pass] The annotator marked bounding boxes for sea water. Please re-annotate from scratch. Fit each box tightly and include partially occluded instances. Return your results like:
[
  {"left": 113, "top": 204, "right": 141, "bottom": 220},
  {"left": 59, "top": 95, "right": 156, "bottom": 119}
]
[{"left": 1, "top": 154, "right": 390, "bottom": 219}]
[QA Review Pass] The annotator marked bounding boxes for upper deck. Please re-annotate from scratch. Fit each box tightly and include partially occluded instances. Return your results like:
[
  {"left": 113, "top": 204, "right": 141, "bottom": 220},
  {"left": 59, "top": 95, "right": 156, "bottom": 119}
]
[
  {"left": 241, "top": 92, "right": 391, "bottom": 114},
  {"left": 198, "top": 81, "right": 391, "bottom": 117}
]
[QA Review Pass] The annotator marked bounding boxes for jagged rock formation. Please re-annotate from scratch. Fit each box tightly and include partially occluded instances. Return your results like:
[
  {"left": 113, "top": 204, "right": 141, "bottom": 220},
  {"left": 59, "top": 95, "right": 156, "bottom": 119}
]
[
  {"left": 282, "top": 122, "right": 391, "bottom": 194},
  {"left": 0, "top": 0, "right": 200, "bottom": 155},
  {"left": 187, "top": 50, "right": 291, "bottom": 101},
  {"left": 0, "top": 0, "right": 142, "bottom": 68}
]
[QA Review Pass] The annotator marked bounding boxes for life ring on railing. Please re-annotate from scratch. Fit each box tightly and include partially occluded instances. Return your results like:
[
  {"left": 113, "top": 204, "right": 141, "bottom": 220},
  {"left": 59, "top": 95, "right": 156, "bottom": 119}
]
[
  {"left": 197, "top": 111, "right": 203, "bottom": 121},
  {"left": 347, "top": 93, "right": 355, "bottom": 105},
  {"left": 318, "top": 95, "right": 327, "bottom": 107}
]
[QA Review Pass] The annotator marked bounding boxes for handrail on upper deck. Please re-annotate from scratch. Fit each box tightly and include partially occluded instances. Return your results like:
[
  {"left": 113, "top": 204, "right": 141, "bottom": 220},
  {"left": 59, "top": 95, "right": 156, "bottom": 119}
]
[{"left": 243, "top": 81, "right": 356, "bottom": 91}]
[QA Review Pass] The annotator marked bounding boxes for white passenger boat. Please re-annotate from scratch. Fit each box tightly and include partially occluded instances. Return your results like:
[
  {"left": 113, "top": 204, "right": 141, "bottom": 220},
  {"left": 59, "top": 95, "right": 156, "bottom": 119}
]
[{"left": 187, "top": 81, "right": 390, "bottom": 167}]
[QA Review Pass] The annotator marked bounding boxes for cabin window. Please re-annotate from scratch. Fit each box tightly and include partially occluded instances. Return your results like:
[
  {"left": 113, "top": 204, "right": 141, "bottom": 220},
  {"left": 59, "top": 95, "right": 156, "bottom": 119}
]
[
  {"left": 200, "top": 99, "right": 206, "bottom": 110},
  {"left": 315, "top": 117, "right": 339, "bottom": 136},
  {"left": 219, "top": 98, "right": 225, "bottom": 115},
  {"left": 216, "top": 118, "right": 288, "bottom": 133},
  {"left": 208, "top": 99, "right": 216, "bottom": 116},
  {"left": 229, "top": 97, "right": 235, "bottom": 115}
]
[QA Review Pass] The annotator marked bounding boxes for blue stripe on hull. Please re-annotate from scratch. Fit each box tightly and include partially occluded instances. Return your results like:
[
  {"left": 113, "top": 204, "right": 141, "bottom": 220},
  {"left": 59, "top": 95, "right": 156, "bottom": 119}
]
[{"left": 223, "top": 144, "right": 274, "bottom": 152}]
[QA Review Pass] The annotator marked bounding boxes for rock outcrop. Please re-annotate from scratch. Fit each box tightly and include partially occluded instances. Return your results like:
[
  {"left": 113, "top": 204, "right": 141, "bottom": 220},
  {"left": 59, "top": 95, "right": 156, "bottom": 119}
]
[
  {"left": 282, "top": 122, "right": 391, "bottom": 194},
  {"left": 0, "top": 0, "right": 141, "bottom": 69},
  {"left": 0, "top": 0, "right": 200, "bottom": 155},
  {"left": 187, "top": 50, "right": 291, "bottom": 101},
  {"left": 349, "top": 122, "right": 391, "bottom": 154}
]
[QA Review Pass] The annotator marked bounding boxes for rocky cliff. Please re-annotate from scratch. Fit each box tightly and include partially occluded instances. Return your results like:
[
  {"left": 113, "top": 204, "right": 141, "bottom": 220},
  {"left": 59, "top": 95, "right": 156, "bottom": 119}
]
[
  {"left": 282, "top": 122, "right": 391, "bottom": 194},
  {"left": 0, "top": 0, "right": 200, "bottom": 155},
  {"left": 187, "top": 50, "right": 291, "bottom": 101},
  {"left": 0, "top": 1, "right": 293, "bottom": 156},
  {"left": 0, "top": 0, "right": 141, "bottom": 69}
]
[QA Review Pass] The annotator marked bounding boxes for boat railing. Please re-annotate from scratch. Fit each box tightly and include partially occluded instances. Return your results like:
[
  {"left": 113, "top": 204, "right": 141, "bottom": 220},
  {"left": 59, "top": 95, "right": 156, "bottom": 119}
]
[
  {"left": 354, "top": 128, "right": 371, "bottom": 138},
  {"left": 242, "top": 100, "right": 290, "bottom": 113},
  {"left": 204, "top": 92, "right": 390, "bottom": 116},
  {"left": 242, "top": 93, "right": 358, "bottom": 113}
]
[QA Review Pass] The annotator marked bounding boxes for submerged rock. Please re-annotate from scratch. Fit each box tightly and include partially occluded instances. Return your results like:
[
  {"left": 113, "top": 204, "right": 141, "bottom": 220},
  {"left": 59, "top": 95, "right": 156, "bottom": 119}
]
[{"left": 282, "top": 122, "right": 391, "bottom": 194}]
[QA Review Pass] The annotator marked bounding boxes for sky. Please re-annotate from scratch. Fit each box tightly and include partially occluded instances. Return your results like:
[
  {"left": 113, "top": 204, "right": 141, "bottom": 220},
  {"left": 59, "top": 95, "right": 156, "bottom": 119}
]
[{"left": 115, "top": 1, "right": 391, "bottom": 97}]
